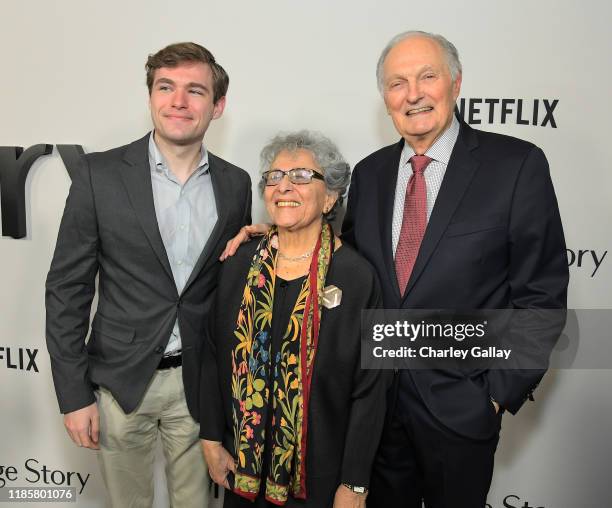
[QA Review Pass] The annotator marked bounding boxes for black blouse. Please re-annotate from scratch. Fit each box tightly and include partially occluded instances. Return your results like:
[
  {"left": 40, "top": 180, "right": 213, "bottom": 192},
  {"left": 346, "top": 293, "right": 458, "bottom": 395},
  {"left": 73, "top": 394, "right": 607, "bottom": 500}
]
[{"left": 200, "top": 240, "right": 388, "bottom": 507}]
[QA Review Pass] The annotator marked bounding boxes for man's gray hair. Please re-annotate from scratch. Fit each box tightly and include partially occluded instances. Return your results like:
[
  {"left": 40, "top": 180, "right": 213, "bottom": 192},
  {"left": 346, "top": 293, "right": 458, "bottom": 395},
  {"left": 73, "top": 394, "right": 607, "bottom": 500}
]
[
  {"left": 259, "top": 130, "right": 351, "bottom": 220},
  {"left": 376, "top": 30, "right": 462, "bottom": 93}
]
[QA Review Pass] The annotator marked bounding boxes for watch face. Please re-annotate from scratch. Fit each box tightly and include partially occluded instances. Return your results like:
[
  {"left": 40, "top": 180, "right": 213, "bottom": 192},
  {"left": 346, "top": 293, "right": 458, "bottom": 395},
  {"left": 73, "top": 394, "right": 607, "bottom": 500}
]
[{"left": 353, "top": 487, "right": 366, "bottom": 494}]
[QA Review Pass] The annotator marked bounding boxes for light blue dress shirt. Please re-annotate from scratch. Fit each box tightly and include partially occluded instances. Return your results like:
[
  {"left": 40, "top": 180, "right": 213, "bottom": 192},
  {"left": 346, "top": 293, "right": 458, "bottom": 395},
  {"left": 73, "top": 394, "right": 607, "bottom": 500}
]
[{"left": 148, "top": 133, "right": 218, "bottom": 356}]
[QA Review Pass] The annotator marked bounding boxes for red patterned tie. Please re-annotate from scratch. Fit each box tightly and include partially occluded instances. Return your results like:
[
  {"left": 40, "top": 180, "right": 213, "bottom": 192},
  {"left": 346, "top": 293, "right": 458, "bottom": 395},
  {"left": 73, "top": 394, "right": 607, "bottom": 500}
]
[{"left": 395, "top": 155, "right": 432, "bottom": 296}]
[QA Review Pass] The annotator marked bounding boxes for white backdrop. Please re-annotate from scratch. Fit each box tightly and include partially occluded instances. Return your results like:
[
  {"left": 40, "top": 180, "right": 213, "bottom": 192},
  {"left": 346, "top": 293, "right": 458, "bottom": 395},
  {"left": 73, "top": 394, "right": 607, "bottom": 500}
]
[{"left": 1, "top": 1, "right": 611, "bottom": 506}]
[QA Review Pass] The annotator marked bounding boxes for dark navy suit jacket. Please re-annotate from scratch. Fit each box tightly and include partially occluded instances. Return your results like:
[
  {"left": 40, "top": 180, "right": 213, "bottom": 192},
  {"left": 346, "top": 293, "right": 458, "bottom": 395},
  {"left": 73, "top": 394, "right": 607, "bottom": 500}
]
[{"left": 342, "top": 121, "right": 568, "bottom": 439}]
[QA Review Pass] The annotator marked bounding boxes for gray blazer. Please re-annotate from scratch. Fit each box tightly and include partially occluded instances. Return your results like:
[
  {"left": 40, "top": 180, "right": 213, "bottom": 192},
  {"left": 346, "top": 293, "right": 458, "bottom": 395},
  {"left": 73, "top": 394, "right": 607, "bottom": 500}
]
[{"left": 45, "top": 133, "right": 252, "bottom": 418}]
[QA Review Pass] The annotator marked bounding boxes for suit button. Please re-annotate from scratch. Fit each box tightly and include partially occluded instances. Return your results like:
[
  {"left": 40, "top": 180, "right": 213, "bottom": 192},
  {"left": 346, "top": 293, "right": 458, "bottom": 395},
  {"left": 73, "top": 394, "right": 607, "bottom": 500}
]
[{"left": 154, "top": 346, "right": 164, "bottom": 354}]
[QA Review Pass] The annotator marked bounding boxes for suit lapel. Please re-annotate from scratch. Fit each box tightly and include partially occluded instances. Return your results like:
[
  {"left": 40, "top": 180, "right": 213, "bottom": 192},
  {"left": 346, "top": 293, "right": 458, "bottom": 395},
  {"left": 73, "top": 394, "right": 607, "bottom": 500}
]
[
  {"left": 402, "top": 123, "right": 480, "bottom": 301},
  {"left": 119, "top": 134, "right": 174, "bottom": 281},
  {"left": 378, "top": 140, "right": 404, "bottom": 302},
  {"left": 182, "top": 152, "right": 230, "bottom": 293}
]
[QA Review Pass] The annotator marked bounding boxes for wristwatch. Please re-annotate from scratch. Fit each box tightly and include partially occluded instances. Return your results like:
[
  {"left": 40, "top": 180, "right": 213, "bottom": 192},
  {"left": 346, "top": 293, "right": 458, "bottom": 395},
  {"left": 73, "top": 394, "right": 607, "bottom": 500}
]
[{"left": 342, "top": 483, "right": 368, "bottom": 494}]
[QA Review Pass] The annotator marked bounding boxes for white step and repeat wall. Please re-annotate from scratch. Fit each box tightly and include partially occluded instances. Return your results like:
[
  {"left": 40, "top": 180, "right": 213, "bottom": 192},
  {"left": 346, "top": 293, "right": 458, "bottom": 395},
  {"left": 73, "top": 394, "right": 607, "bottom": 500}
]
[{"left": 1, "top": 1, "right": 610, "bottom": 506}]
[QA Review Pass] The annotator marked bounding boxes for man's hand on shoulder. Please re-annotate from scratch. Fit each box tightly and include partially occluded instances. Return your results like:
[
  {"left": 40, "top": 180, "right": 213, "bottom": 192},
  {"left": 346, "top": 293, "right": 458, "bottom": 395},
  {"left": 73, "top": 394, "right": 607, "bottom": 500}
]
[
  {"left": 220, "top": 223, "right": 271, "bottom": 261},
  {"left": 63, "top": 402, "right": 99, "bottom": 449},
  {"left": 492, "top": 399, "right": 500, "bottom": 414}
]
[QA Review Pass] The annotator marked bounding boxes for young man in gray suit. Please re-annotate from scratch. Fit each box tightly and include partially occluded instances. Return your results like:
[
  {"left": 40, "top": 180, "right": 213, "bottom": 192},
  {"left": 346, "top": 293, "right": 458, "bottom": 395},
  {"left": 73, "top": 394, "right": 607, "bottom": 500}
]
[{"left": 46, "top": 42, "right": 252, "bottom": 507}]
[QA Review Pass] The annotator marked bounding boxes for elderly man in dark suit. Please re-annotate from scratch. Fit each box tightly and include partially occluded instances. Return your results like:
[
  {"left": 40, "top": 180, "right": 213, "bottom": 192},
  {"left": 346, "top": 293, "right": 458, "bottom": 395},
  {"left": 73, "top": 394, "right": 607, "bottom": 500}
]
[
  {"left": 342, "top": 31, "right": 568, "bottom": 507},
  {"left": 45, "top": 42, "right": 251, "bottom": 508}
]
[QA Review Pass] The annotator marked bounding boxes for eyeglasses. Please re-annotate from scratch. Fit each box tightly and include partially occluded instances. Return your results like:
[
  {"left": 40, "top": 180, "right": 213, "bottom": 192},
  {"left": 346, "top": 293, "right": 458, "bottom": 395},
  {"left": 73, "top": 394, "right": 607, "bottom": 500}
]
[{"left": 262, "top": 168, "right": 325, "bottom": 186}]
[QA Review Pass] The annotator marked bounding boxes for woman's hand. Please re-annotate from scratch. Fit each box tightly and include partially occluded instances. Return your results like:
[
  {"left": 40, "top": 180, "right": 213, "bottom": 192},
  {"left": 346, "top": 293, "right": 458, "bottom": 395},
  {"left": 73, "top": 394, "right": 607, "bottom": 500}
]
[
  {"left": 220, "top": 223, "right": 271, "bottom": 260},
  {"left": 200, "top": 439, "right": 236, "bottom": 489},
  {"left": 332, "top": 484, "right": 367, "bottom": 508}
]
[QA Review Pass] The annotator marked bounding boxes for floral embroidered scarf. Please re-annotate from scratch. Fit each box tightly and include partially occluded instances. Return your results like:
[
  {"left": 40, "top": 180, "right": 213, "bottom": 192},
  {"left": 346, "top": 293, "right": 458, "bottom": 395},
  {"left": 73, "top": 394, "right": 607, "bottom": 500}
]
[{"left": 231, "top": 223, "right": 333, "bottom": 505}]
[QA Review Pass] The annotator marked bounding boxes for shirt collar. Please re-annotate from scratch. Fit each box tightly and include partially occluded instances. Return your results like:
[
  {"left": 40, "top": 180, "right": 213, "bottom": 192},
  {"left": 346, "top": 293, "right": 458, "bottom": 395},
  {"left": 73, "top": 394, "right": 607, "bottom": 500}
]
[
  {"left": 148, "top": 132, "right": 209, "bottom": 179},
  {"left": 400, "top": 115, "right": 460, "bottom": 169}
]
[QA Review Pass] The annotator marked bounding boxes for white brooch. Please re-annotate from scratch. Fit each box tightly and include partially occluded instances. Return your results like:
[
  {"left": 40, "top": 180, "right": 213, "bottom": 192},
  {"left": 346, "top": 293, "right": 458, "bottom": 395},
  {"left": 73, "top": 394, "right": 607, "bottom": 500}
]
[{"left": 322, "top": 285, "right": 342, "bottom": 309}]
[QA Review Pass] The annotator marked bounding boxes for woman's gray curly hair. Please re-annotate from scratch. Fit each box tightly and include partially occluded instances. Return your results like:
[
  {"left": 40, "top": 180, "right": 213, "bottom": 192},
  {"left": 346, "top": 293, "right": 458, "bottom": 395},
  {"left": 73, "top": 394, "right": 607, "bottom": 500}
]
[{"left": 258, "top": 130, "right": 351, "bottom": 221}]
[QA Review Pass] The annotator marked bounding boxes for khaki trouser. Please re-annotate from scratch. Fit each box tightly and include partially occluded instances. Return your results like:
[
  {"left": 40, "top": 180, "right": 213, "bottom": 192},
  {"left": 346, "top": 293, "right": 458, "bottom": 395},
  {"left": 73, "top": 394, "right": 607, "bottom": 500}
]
[{"left": 96, "top": 367, "right": 208, "bottom": 508}]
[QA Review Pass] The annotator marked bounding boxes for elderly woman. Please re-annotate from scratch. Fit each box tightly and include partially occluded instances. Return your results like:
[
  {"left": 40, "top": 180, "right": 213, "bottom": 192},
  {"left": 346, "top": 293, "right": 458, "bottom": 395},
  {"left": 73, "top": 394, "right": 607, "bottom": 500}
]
[{"left": 200, "top": 131, "right": 386, "bottom": 508}]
